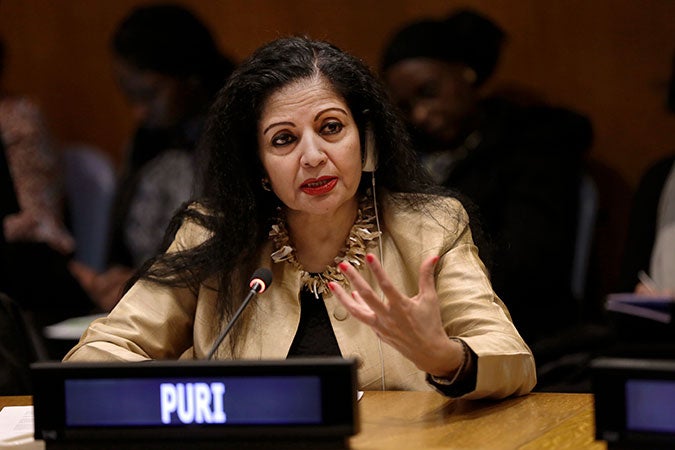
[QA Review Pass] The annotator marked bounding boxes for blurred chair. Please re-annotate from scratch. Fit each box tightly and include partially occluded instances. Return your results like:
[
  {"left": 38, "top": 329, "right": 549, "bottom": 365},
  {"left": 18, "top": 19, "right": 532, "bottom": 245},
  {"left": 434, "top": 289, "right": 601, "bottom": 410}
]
[
  {"left": 571, "top": 172, "right": 599, "bottom": 303},
  {"left": 0, "top": 292, "right": 47, "bottom": 394},
  {"left": 532, "top": 172, "right": 611, "bottom": 393},
  {"left": 63, "top": 145, "right": 116, "bottom": 272}
]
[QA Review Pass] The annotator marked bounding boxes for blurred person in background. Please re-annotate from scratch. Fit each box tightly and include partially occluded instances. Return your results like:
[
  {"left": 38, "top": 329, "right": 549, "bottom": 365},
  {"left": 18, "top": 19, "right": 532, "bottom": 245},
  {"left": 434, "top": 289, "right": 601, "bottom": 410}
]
[
  {"left": 380, "top": 9, "right": 592, "bottom": 346},
  {"left": 620, "top": 49, "right": 675, "bottom": 296},
  {"left": 1, "top": 36, "right": 95, "bottom": 355},
  {"left": 69, "top": 4, "right": 236, "bottom": 311},
  {"left": 0, "top": 36, "right": 74, "bottom": 258}
]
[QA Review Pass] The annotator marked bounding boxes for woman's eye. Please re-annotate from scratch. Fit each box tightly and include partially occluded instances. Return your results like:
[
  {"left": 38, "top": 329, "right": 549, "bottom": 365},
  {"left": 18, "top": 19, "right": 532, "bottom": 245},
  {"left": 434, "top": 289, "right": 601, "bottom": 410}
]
[
  {"left": 271, "top": 133, "right": 295, "bottom": 146},
  {"left": 418, "top": 81, "right": 440, "bottom": 99},
  {"left": 396, "top": 101, "right": 412, "bottom": 115},
  {"left": 321, "top": 121, "right": 344, "bottom": 135}
]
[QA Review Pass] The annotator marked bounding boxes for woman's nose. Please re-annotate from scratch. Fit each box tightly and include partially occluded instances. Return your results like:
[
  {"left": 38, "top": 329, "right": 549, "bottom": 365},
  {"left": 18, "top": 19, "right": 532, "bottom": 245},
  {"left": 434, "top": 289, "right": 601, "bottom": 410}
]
[
  {"left": 410, "top": 101, "right": 432, "bottom": 127},
  {"left": 131, "top": 103, "right": 151, "bottom": 124},
  {"left": 299, "top": 135, "right": 328, "bottom": 167}
]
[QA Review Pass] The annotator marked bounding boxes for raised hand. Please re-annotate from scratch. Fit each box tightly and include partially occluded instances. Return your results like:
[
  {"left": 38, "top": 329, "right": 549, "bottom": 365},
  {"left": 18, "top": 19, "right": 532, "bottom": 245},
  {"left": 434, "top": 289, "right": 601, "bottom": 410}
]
[{"left": 329, "top": 253, "right": 464, "bottom": 378}]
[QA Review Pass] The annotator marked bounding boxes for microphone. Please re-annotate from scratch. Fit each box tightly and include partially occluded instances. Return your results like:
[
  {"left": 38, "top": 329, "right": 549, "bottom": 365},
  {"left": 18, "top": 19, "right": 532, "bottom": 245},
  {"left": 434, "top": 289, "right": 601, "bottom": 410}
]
[{"left": 206, "top": 268, "right": 273, "bottom": 360}]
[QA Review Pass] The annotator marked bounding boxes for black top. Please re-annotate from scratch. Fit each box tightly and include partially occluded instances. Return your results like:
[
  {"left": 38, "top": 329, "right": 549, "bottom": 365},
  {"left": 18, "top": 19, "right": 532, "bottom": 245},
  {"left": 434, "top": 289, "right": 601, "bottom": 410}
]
[
  {"left": 286, "top": 287, "right": 477, "bottom": 398},
  {"left": 287, "top": 288, "right": 341, "bottom": 358},
  {"left": 431, "top": 98, "right": 587, "bottom": 343},
  {"left": 619, "top": 155, "right": 675, "bottom": 291},
  {"left": 107, "top": 122, "right": 203, "bottom": 267}
]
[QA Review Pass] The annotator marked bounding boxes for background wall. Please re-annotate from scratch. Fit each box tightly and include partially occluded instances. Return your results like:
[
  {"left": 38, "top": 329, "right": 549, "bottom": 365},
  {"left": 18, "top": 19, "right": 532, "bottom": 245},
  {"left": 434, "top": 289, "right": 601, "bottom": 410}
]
[{"left": 1, "top": 0, "right": 674, "bottom": 189}]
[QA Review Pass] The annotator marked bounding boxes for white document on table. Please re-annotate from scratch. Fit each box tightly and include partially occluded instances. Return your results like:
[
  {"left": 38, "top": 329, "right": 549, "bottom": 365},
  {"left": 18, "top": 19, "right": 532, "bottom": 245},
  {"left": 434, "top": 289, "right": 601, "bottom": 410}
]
[{"left": 0, "top": 406, "right": 44, "bottom": 449}]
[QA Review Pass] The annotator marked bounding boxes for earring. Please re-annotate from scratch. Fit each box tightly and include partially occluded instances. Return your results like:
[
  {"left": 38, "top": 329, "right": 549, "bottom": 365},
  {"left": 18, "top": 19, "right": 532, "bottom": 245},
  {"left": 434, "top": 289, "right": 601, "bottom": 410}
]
[
  {"left": 463, "top": 67, "right": 477, "bottom": 85},
  {"left": 261, "top": 177, "right": 272, "bottom": 192}
]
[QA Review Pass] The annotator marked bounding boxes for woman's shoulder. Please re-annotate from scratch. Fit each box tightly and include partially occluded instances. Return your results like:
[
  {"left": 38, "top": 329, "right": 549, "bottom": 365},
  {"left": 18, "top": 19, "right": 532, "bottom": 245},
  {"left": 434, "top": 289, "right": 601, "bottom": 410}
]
[
  {"left": 0, "top": 95, "right": 40, "bottom": 115},
  {"left": 380, "top": 191, "right": 470, "bottom": 239},
  {"left": 630, "top": 155, "right": 675, "bottom": 208},
  {"left": 168, "top": 202, "right": 216, "bottom": 251},
  {"left": 374, "top": 191, "right": 473, "bottom": 263},
  {"left": 0, "top": 96, "right": 46, "bottom": 134},
  {"left": 382, "top": 191, "right": 468, "bottom": 220}
]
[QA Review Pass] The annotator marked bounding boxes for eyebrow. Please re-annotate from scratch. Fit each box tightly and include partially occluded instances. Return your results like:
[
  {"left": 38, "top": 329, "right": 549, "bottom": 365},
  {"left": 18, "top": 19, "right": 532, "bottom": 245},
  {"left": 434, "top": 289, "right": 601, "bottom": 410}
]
[
  {"left": 263, "top": 121, "right": 293, "bottom": 135},
  {"left": 262, "top": 107, "right": 349, "bottom": 135},
  {"left": 314, "top": 107, "right": 348, "bottom": 121}
]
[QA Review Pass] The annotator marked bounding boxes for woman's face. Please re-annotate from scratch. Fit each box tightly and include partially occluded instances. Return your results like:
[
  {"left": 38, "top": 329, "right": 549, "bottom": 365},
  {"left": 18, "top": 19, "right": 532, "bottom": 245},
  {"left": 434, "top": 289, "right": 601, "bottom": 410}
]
[
  {"left": 257, "top": 76, "right": 362, "bottom": 219},
  {"left": 384, "top": 58, "right": 477, "bottom": 148},
  {"left": 113, "top": 58, "right": 196, "bottom": 129}
]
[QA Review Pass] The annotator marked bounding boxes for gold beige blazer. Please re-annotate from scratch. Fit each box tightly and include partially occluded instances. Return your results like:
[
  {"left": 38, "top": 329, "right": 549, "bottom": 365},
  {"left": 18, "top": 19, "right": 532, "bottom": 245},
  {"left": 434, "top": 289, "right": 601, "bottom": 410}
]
[{"left": 64, "top": 194, "right": 536, "bottom": 399}]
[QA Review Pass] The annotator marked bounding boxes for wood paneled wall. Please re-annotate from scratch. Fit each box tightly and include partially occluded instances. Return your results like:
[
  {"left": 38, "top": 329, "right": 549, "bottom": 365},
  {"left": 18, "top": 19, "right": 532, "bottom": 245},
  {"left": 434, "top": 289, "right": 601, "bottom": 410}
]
[{"left": 1, "top": 0, "right": 674, "bottom": 188}]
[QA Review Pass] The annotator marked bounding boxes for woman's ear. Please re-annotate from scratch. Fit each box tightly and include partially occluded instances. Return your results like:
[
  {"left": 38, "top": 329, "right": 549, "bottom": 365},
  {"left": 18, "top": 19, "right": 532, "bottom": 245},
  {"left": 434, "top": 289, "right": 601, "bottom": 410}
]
[{"left": 462, "top": 67, "right": 478, "bottom": 85}]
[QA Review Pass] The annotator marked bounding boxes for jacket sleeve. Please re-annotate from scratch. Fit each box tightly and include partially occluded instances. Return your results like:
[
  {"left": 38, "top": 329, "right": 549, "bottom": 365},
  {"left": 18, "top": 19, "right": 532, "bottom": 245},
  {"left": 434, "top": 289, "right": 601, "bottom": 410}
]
[
  {"left": 434, "top": 201, "right": 537, "bottom": 399},
  {"left": 63, "top": 218, "right": 205, "bottom": 362}
]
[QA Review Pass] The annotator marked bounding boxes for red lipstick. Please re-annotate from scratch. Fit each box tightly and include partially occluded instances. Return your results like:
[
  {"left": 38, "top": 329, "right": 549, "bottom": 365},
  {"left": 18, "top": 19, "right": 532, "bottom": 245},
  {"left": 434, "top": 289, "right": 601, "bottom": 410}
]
[{"left": 300, "top": 176, "right": 338, "bottom": 195}]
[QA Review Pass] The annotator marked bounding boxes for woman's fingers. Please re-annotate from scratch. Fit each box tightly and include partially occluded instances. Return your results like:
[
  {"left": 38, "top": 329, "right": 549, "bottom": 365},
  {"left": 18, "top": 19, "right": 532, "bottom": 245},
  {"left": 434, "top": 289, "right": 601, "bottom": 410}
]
[
  {"left": 333, "top": 254, "right": 441, "bottom": 332},
  {"left": 329, "top": 281, "right": 378, "bottom": 325},
  {"left": 363, "top": 253, "right": 402, "bottom": 304},
  {"left": 418, "top": 255, "right": 440, "bottom": 297},
  {"left": 68, "top": 261, "right": 98, "bottom": 291},
  {"left": 363, "top": 253, "right": 439, "bottom": 308},
  {"left": 337, "top": 260, "right": 389, "bottom": 316},
  {"left": 332, "top": 253, "right": 449, "bottom": 374}
]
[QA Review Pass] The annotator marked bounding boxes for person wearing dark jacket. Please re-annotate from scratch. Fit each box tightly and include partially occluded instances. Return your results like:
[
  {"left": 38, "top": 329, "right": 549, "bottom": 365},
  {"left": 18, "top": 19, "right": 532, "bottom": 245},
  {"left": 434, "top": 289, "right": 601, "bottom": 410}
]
[
  {"left": 380, "top": 9, "right": 591, "bottom": 344},
  {"left": 69, "top": 4, "right": 236, "bottom": 311}
]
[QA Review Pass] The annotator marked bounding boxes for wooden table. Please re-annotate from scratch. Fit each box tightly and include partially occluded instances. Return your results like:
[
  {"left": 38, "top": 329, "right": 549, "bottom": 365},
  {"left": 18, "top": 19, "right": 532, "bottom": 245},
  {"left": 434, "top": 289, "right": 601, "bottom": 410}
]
[
  {"left": 0, "top": 396, "right": 31, "bottom": 408},
  {"left": 350, "top": 391, "right": 606, "bottom": 449},
  {"left": 1, "top": 392, "right": 606, "bottom": 449}
]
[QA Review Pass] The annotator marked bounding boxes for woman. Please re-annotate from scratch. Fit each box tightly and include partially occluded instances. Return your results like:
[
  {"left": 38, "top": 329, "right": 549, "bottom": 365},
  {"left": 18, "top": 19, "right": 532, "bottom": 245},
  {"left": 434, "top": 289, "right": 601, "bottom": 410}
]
[
  {"left": 620, "top": 155, "right": 675, "bottom": 296},
  {"left": 380, "top": 9, "right": 589, "bottom": 344},
  {"left": 65, "top": 37, "right": 536, "bottom": 399},
  {"left": 621, "top": 50, "right": 675, "bottom": 296},
  {"left": 69, "top": 4, "right": 236, "bottom": 311},
  {"left": 1, "top": 35, "right": 73, "bottom": 256},
  {"left": 1, "top": 37, "right": 95, "bottom": 337}
]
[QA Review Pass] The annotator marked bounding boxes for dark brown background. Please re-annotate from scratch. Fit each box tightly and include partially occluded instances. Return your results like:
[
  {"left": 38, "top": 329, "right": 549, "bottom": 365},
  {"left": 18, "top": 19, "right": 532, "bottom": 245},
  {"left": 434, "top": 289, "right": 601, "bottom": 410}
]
[{"left": 1, "top": 0, "right": 674, "bottom": 189}]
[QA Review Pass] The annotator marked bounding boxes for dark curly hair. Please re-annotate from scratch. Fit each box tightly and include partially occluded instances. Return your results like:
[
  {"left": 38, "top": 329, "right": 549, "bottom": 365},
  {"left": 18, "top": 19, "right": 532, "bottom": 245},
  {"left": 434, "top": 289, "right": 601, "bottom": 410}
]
[
  {"left": 381, "top": 8, "right": 505, "bottom": 87},
  {"left": 112, "top": 4, "right": 235, "bottom": 98}
]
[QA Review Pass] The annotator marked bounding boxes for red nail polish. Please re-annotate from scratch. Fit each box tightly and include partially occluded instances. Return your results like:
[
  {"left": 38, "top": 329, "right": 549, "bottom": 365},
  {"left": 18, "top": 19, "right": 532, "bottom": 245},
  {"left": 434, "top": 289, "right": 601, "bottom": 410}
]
[
  {"left": 366, "top": 254, "right": 375, "bottom": 263},
  {"left": 327, "top": 282, "right": 335, "bottom": 291},
  {"left": 338, "top": 262, "right": 349, "bottom": 272},
  {"left": 432, "top": 256, "right": 440, "bottom": 264}
]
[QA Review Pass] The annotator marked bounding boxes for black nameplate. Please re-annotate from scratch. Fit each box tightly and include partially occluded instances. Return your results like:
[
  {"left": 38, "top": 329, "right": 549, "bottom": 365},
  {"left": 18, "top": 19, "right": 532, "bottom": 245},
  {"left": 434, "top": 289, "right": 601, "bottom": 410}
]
[
  {"left": 31, "top": 358, "right": 358, "bottom": 447},
  {"left": 591, "top": 357, "right": 675, "bottom": 449}
]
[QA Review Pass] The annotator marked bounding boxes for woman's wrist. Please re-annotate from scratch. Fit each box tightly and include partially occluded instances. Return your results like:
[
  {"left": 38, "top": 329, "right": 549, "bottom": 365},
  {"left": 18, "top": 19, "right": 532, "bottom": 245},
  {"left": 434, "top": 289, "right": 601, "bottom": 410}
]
[{"left": 429, "top": 338, "right": 471, "bottom": 385}]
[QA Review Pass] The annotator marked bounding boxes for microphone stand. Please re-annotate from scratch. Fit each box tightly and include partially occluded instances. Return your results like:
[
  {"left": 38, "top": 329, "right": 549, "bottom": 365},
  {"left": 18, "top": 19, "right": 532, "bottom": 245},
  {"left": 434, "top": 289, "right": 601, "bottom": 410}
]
[{"left": 206, "top": 285, "right": 262, "bottom": 360}]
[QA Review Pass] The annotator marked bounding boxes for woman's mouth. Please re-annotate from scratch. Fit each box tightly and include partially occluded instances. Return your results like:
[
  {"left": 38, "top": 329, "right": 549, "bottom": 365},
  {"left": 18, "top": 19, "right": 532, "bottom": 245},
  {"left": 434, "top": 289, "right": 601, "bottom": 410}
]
[{"left": 300, "top": 176, "right": 338, "bottom": 195}]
